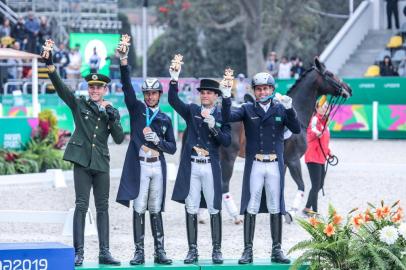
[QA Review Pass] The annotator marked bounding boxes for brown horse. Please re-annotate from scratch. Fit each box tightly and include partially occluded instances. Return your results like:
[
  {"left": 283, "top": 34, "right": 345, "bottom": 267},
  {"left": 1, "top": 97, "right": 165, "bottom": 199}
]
[{"left": 219, "top": 58, "right": 352, "bottom": 223}]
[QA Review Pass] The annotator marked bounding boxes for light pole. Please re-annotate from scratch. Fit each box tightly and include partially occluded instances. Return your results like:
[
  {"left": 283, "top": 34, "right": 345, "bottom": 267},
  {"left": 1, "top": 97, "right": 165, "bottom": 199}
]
[{"left": 142, "top": 0, "right": 148, "bottom": 79}]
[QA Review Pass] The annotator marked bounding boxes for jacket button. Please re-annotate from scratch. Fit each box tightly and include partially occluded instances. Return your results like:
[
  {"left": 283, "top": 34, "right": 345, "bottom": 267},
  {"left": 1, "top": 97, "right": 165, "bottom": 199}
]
[
  {"left": 272, "top": 134, "right": 275, "bottom": 137},
  {"left": 96, "top": 126, "right": 98, "bottom": 129},
  {"left": 92, "top": 144, "right": 95, "bottom": 147},
  {"left": 98, "top": 118, "right": 100, "bottom": 121},
  {"left": 85, "top": 116, "right": 88, "bottom": 119},
  {"left": 93, "top": 134, "right": 96, "bottom": 138}
]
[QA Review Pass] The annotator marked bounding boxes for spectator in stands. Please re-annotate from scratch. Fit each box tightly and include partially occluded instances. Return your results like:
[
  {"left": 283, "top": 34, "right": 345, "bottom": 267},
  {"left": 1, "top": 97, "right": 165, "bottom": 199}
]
[
  {"left": 89, "top": 47, "right": 101, "bottom": 73},
  {"left": 107, "top": 51, "right": 120, "bottom": 80},
  {"left": 11, "top": 17, "right": 28, "bottom": 51},
  {"left": 24, "top": 13, "right": 40, "bottom": 53},
  {"left": 278, "top": 56, "right": 292, "bottom": 79},
  {"left": 0, "top": 19, "right": 11, "bottom": 38},
  {"left": 6, "top": 42, "right": 23, "bottom": 93},
  {"left": 380, "top": 55, "right": 398, "bottom": 76},
  {"left": 53, "top": 43, "right": 70, "bottom": 79},
  {"left": 265, "top": 51, "right": 279, "bottom": 77},
  {"left": 291, "top": 57, "right": 305, "bottom": 79},
  {"left": 38, "top": 17, "right": 52, "bottom": 51},
  {"left": 66, "top": 44, "right": 82, "bottom": 81},
  {"left": 385, "top": 0, "right": 399, "bottom": 30}
]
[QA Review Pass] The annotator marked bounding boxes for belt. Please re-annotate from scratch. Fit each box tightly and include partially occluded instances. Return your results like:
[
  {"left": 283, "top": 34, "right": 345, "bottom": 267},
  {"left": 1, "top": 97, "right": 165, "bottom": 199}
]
[
  {"left": 254, "top": 157, "right": 278, "bottom": 163},
  {"left": 192, "top": 146, "right": 209, "bottom": 157},
  {"left": 139, "top": 156, "right": 159, "bottom": 163},
  {"left": 254, "top": 153, "right": 278, "bottom": 162},
  {"left": 191, "top": 157, "right": 211, "bottom": 164}
]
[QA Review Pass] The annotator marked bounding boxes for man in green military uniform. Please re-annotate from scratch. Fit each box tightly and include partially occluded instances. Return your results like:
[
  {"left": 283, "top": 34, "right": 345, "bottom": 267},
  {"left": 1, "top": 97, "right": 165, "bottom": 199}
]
[{"left": 40, "top": 40, "right": 124, "bottom": 266}]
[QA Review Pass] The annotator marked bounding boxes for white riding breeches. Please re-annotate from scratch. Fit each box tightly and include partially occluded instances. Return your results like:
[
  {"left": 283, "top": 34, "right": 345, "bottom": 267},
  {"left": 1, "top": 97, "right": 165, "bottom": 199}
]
[
  {"left": 185, "top": 160, "right": 219, "bottom": 215},
  {"left": 133, "top": 160, "right": 163, "bottom": 214},
  {"left": 247, "top": 160, "right": 281, "bottom": 214}
]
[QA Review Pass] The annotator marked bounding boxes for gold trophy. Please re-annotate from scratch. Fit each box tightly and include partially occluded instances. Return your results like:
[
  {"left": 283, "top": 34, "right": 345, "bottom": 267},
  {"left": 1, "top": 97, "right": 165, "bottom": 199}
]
[
  {"left": 117, "top": 34, "right": 131, "bottom": 54},
  {"left": 41, "top": 39, "right": 55, "bottom": 60},
  {"left": 170, "top": 54, "right": 184, "bottom": 72},
  {"left": 220, "top": 67, "right": 234, "bottom": 89}
]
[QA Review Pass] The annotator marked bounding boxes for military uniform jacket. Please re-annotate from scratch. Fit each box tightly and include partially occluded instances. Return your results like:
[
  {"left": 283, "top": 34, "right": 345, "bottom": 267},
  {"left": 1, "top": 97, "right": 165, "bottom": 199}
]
[
  {"left": 116, "top": 65, "right": 176, "bottom": 208},
  {"left": 168, "top": 81, "right": 231, "bottom": 211},
  {"left": 225, "top": 100, "right": 300, "bottom": 214},
  {"left": 49, "top": 70, "right": 124, "bottom": 173}
]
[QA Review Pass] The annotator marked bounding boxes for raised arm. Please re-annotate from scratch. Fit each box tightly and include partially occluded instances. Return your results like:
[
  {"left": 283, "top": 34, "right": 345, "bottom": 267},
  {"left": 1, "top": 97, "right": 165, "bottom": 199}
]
[
  {"left": 167, "top": 54, "right": 190, "bottom": 119},
  {"left": 41, "top": 40, "right": 77, "bottom": 109},
  {"left": 168, "top": 80, "right": 190, "bottom": 119},
  {"left": 116, "top": 34, "right": 142, "bottom": 109}
]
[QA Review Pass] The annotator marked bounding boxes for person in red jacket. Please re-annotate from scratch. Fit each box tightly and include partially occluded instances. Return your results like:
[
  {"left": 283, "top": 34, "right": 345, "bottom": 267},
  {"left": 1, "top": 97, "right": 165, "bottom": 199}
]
[{"left": 303, "top": 95, "right": 332, "bottom": 216}]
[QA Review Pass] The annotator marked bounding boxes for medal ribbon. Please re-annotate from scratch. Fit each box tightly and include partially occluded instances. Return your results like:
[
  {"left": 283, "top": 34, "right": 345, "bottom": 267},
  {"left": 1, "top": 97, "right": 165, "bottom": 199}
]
[{"left": 146, "top": 107, "right": 159, "bottom": 127}]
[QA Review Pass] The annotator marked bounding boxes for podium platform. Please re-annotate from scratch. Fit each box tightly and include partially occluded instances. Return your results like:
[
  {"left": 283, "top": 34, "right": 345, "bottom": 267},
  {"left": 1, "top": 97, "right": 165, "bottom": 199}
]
[
  {"left": 0, "top": 242, "right": 74, "bottom": 270},
  {"left": 77, "top": 259, "right": 308, "bottom": 269}
]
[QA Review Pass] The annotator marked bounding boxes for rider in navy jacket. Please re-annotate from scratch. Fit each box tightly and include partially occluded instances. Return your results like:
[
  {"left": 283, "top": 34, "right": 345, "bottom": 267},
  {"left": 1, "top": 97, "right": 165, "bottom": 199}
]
[
  {"left": 115, "top": 37, "right": 176, "bottom": 266},
  {"left": 168, "top": 58, "right": 232, "bottom": 264},
  {"left": 224, "top": 72, "right": 300, "bottom": 264}
]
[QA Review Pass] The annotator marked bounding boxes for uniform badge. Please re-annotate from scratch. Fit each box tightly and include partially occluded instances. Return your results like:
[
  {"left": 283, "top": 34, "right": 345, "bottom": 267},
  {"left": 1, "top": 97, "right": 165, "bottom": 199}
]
[
  {"left": 215, "top": 122, "right": 222, "bottom": 128},
  {"left": 162, "top": 126, "right": 167, "bottom": 134},
  {"left": 92, "top": 74, "right": 98, "bottom": 80},
  {"left": 275, "top": 116, "right": 282, "bottom": 122}
]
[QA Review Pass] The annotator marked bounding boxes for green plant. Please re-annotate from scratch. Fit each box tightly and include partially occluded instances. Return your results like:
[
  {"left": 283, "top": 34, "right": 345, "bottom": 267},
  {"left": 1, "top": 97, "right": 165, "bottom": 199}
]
[
  {"left": 289, "top": 201, "right": 406, "bottom": 270},
  {"left": 289, "top": 205, "right": 356, "bottom": 270}
]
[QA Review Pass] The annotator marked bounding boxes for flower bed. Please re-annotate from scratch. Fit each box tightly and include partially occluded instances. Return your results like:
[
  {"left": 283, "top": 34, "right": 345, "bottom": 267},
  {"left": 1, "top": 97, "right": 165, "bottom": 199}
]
[
  {"left": 0, "top": 110, "right": 71, "bottom": 175},
  {"left": 290, "top": 201, "right": 406, "bottom": 270}
]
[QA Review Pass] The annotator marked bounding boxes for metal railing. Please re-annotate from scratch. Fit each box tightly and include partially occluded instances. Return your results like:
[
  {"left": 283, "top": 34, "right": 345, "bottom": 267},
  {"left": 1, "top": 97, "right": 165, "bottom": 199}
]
[{"left": 320, "top": 0, "right": 373, "bottom": 73}]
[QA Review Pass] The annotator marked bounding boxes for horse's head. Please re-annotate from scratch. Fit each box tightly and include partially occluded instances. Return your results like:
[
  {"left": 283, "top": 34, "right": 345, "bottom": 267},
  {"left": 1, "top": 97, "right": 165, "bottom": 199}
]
[{"left": 314, "top": 57, "right": 352, "bottom": 99}]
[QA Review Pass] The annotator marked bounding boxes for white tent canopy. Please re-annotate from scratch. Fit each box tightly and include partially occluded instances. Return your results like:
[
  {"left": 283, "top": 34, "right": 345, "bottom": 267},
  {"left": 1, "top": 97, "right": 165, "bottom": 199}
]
[{"left": 0, "top": 48, "right": 40, "bottom": 117}]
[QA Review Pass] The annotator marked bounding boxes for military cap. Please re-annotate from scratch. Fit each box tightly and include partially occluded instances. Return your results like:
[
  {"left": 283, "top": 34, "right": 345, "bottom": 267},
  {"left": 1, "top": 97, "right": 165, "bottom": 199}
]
[{"left": 84, "top": 73, "right": 111, "bottom": 86}]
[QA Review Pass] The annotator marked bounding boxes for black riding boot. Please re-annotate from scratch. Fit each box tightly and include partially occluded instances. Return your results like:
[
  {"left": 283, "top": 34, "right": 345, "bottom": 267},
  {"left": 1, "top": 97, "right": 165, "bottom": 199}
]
[
  {"left": 97, "top": 211, "right": 121, "bottom": 265},
  {"left": 130, "top": 211, "right": 145, "bottom": 265},
  {"left": 238, "top": 213, "right": 256, "bottom": 264},
  {"left": 184, "top": 211, "right": 198, "bottom": 264},
  {"left": 73, "top": 209, "right": 86, "bottom": 266},
  {"left": 150, "top": 212, "right": 172, "bottom": 264},
  {"left": 270, "top": 214, "right": 291, "bottom": 264},
  {"left": 210, "top": 212, "right": 223, "bottom": 264}
]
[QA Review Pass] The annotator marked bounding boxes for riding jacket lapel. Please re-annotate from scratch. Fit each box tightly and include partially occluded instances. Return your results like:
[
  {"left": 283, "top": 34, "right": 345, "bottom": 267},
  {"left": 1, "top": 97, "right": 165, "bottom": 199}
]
[{"left": 253, "top": 102, "right": 265, "bottom": 118}]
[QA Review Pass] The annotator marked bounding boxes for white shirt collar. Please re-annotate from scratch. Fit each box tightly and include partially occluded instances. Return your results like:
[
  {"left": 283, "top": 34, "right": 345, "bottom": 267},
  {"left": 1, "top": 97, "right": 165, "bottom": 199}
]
[{"left": 259, "top": 102, "right": 270, "bottom": 112}]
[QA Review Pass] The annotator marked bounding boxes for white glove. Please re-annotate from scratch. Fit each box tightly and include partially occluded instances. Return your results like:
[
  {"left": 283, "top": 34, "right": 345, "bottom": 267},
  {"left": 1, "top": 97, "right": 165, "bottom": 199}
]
[
  {"left": 219, "top": 79, "right": 232, "bottom": 98},
  {"left": 279, "top": 95, "right": 292, "bottom": 109},
  {"left": 203, "top": 115, "right": 216, "bottom": 129},
  {"left": 145, "top": 131, "right": 160, "bottom": 145},
  {"left": 169, "top": 65, "right": 181, "bottom": 81}
]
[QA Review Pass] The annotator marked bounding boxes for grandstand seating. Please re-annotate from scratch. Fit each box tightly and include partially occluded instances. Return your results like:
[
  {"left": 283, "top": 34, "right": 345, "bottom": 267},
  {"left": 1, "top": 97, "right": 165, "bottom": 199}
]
[
  {"left": 387, "top": 35, "right": 403, "bottom": 49},
  {"left": 4, "top": 0, "right": 121, "bottom": 43},
  {"left": 364, "top": 65, "right": 380, "bottom": 77}
]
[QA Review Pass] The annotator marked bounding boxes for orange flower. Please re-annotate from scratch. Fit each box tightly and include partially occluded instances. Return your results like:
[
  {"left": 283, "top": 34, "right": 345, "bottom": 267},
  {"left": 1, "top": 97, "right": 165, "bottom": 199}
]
[
  {"left": 396, "top": 207, "right": 403, "bottom": 216},
  {"left": 324, "top": 223, "right": 335, "bottom": 237},
  {"left": 375, "top": 207, "right": 385, "bottom": 220},
  {"left": 382, "top": 206, "right": 390, "bottom": 216},
  {"left": 392, "top": 212, "right": 403, "bottom": 223},
  {"left": 309, "top": 217, "right": 321, "bottom": 228},
  {"left": 364, "top": 208, "right": 373, "bottom": 222},
  {"left": 352, "top": 213, "right": 364, "bottom": 229},
  {"left": 333, "top": 214, "right": 343, "bottom": 225}
]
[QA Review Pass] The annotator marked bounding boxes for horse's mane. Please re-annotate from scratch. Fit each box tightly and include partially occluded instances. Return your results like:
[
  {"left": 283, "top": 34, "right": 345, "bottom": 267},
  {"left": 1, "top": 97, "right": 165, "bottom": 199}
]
[{"left": 286, "top": 66, "right": 316, "bottom": 96}]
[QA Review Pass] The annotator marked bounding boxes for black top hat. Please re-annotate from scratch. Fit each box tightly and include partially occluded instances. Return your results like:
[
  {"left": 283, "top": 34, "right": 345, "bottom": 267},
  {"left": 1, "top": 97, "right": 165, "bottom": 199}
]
[
  {"left": 196, "top": 79, "right": 221, "bottom": 96},
  {"left": 84, "top": 73, "right": 111, "bottom": 86}
]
